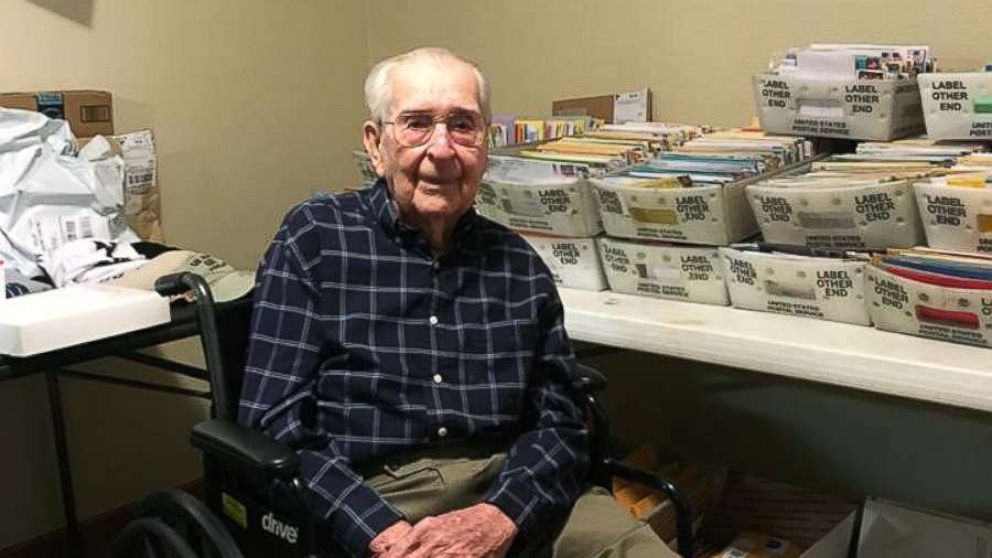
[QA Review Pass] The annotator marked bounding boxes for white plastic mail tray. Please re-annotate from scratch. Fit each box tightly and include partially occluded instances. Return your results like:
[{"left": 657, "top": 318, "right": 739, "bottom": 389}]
[
  {"left": 599, "top": 238, "right": 728, "bottom": 305},
  {"left": 522, "top": 234, "right": 607, "bottom": 291},
  {"left": 914, "top": 180, "right": 992, "bottom": 254},
  {"left": 753, "top": 73, "right": 925, "bottom": 141},
  {"left": 918, "top": 73, "right": 992, "bottom": 141},
  {"left": 0, "top": 284, "right": 171, "bottom": 357},
  {"left": 591, "top": 178, "right": 757, "bottom": 246},
  {"left": 720, "top": 247, "right": 870, "bottom": 325},
  {"left": 867, "top": 265, "right": 992, "bottom": 348},
  {"left": 747, "top": 179, "right": 923, "bottom": 250}
]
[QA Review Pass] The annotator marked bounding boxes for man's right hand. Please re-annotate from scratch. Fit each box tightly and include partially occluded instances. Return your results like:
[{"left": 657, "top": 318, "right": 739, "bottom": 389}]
[{"left": 369, "top": 520, "right": 414, "bottom": 556}]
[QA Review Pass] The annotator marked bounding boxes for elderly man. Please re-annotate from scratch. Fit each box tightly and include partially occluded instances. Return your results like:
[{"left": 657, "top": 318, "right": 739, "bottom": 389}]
[{"left": 239, "top": 47, "right": 675, "bottom": 558}]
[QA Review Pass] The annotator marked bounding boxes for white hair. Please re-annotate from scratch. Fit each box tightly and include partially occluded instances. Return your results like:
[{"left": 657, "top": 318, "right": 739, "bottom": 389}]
[{"left": 364, "top": 47, "right": 491, "bottom": 123}]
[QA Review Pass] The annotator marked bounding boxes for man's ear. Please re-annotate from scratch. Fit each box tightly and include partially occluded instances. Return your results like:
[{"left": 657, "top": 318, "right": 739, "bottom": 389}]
[{"left": 362, "top": 120, "right": 387, "bottom": 177}]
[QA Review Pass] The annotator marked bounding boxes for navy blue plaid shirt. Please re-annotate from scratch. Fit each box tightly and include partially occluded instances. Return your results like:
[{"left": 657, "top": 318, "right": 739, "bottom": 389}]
[{"left": 239, "top": 179, "right": 588, "bottom": 557}]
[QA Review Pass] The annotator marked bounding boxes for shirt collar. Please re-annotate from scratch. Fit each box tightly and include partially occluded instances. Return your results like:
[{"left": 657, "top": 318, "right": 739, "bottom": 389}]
[{"left": 369, "top": 178, "right": 478, "bottom": 253}]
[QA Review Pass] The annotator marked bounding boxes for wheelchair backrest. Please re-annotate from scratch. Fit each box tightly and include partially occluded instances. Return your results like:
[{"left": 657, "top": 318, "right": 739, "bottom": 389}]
[{"left": 210, "top": 298, "right": 254, "bottom": 420}]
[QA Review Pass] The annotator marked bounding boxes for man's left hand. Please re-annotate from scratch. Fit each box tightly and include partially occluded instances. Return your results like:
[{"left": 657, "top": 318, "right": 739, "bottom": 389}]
[{"left": 380, "top": 503, "right": 517, "bottom": 558}]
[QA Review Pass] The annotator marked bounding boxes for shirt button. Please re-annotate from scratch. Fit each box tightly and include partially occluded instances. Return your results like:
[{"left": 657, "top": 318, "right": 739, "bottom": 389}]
[
  {"left": 433, "top": 373, "right": 443, "bottom": 384},
  {"left": 437, "top": 426, "right": 448, "bottom": 438},
  {"left": 429, "top": 315, "right": 439, "bottom": 325}
]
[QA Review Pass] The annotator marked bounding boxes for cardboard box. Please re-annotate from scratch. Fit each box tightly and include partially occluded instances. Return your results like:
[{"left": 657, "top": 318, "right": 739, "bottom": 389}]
[
  {"left": 856, "top": 497, "right": 992, "bottom": 557},
  {"left": 699, "top": 473, "right": 858, "bottom": 558},
  {"left": 552, "top": 89, "right": 652, "bottom": 123},
  {"left": 720, "top": 247, "right": 870, "bottom": 325},
  {"left": 752, "top": 74, "right": 924, "bottom": 141},
  {"left": 866, "top": 265, "right": 992, "bottom": 347},
  {"left": 479, "top": 156, "right": 603, "bottom": 237},
  {"left": 591, "top": 177, "right": 757, "bottom": 246},
  {"left": 522, "top": 234, "right": 607, "bottom": 291},
  {"left": 914, "top": 179, "right": 992, "bottom": 253},
  {"left": 0, "top": 90, "right": 113, "bottom": 137},
  {"left": 599, "top": 238, "right": 728, "bottom": 305},
  {"left": 918, "top": 72, "right": 992, "bottom": 141},
  {"left": 747, "top": 179, "right": 923, "bottom": 250}
]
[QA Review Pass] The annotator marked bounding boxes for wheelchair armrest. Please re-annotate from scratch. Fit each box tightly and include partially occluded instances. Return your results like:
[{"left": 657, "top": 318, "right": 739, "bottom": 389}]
[
  {"left": 190, "top": 419, "right": 299, "bottom": 478},
  {"left": 574, "top": 363, "right": 607, "bottom": 395}
]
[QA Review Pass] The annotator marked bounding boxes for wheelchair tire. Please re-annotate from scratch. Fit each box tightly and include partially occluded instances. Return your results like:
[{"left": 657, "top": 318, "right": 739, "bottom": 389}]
[
  {"left": 110, "top": 517, "right": 199, "bottom": 558},
  {"left": 126, "top": 489, "right": 244, "bottom": 558}
]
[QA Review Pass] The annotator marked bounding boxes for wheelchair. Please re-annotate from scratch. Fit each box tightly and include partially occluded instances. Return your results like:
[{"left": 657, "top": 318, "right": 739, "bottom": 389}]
[{"left": 111, "top": 272, "right": 695, "bottom": 558}]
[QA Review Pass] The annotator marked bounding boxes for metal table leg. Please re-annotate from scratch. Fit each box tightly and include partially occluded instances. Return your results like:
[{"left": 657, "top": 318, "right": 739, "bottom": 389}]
[{"left": 46, "top": 370, "right": 82, "bottom": 557}]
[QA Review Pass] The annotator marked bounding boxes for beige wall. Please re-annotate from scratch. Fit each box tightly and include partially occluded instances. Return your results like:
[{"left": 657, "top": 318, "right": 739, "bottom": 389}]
[
  {"left": 0, "top": 0, "right": 370, "bottom": 549},
  {"left": 368, "top": 0, "right": 992, "bottom": 127},
  {"left": 5, "top": 0, "right": 992, "bottom": 551}
]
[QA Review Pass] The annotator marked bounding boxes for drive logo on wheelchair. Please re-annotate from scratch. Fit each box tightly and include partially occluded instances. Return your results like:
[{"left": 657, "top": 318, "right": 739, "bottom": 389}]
[{"left": 261, "top": 511, "right": 299, "bottom": 545}]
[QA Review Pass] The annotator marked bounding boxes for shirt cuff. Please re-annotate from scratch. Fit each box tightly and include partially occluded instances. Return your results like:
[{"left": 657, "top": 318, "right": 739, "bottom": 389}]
[
  {"left": 299, "top": 450, "right": 406, "bottom": 558},
  {"left": 485, "top": 480, "right": 543, "bottom": 538}
]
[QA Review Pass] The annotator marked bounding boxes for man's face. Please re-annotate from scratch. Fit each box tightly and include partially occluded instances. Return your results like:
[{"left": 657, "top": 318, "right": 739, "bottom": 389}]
[{"left": 364, "top": 59, "right": 488, "bottom": 228}]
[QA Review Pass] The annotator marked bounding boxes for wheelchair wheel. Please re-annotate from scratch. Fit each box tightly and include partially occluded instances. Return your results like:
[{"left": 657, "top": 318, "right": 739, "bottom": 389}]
[
  {"left": 112, "top": 489, "right": 244, "bottom": 558},
  {"left": 110, "top": 517, "right": 199, "bottom": 558}
]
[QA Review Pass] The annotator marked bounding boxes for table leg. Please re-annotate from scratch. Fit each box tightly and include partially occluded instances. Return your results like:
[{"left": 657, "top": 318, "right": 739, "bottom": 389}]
[{"left": 46, "top": 370, "right": 82, "bottom": 558}]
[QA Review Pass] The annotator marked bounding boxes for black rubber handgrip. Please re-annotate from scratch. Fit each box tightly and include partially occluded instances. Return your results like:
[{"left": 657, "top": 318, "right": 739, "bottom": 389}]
[{"left": 154, "top": 272, "right": 193, "bottom": 297}]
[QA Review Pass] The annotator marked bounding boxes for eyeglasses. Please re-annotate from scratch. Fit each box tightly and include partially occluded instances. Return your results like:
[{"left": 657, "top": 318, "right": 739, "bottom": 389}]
[{"left": 382, "top": 111, "right": 486, "bottom": 148}]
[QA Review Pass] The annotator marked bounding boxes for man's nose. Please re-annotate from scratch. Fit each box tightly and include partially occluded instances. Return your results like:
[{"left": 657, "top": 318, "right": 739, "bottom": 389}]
[{"left": 426, "top": 122, "right": 456, "bottom": 157}]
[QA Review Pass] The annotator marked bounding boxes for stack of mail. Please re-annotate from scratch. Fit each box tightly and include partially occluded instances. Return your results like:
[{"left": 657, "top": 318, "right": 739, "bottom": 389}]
[
  {"left": 773, "top": 44, "right": 934, "bottom": 81},
  {"left": 589, "top": 129, "right": 815, "bottom": 305},
  {"left": 867, "top": 247, "right": 992, "bottom": 346},
  {"left": 950, "top": 152, "right": 992, "bottom": 173},
  {"left": 581, "top": 122, "right": 706, "bottom": 151},
  {"left": 488, "top": 115, "right": 599, "bottom": 148},
  {"left": 620, "top": 129, "right": 812, "bottom": 185}
]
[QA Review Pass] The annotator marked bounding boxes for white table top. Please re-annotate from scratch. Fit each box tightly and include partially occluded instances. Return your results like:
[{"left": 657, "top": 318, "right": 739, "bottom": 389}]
[{"left": 560, "top": 288, "right": 992, "bottom": 413}]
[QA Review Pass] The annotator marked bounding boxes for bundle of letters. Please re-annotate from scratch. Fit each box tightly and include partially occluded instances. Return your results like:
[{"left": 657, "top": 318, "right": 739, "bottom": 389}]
[
  {"left": 950, "top": 152, "right": 992, "bottom": 173},
  {"left": 771, "top": 43, "right": 934, "bottom": 81},
  {"left": 488, "top": 115, "right": 599, "bottom": 148},
  {"left": 619, "top": 129, "right": 812, "bottom": 185},
  {"left": 793, "top": 139, "right": 986, "bottom": 179}
]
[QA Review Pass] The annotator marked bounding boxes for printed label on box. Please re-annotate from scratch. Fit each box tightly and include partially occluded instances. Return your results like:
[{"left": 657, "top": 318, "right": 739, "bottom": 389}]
[
  {"left": 918, "top": 73, "right": 992, "bottom": 140},
  {"left": 600, "top": 238, "right": 728, "bottom": 305},
  {"left": 915, "top": 181, "right": 992, "bottom": 254},
  {"left": 523, "top": 235, "right": 606, "bottom": 291},
  {"left": 721, "top": 247, "right": 870, "bottom": 325},
  {"left": 747, "top": 180, "right": 923, "bottom": 250}
]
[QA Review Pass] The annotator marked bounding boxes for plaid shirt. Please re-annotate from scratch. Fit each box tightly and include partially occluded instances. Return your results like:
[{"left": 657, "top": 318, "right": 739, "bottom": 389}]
[{"left": 239, "top": 179, "right": 588, "bottom": 557}]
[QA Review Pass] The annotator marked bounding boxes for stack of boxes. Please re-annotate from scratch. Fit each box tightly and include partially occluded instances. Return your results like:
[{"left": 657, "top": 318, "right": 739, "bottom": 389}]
[
  {"left": 593, "top": 129, "right": 814, "bottom": 306},
  {"left": 477, "top": 128, "right": 680, "bottom": 291}
]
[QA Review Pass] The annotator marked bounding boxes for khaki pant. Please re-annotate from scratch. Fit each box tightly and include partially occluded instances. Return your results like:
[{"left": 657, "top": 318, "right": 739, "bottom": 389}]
[{"left": 359, "top": 445, "right": 678, "bottom": 558}]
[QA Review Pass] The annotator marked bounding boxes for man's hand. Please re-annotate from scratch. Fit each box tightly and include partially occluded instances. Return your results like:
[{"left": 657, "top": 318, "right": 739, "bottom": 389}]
[
  {"left": 369, "top": 520, "right": 414, "bottom": 556},
  {"left": 380, "top": 503, "right": 518, "bottom": 558}
]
